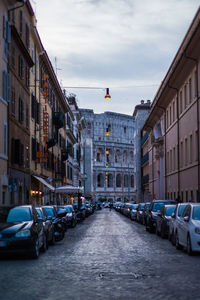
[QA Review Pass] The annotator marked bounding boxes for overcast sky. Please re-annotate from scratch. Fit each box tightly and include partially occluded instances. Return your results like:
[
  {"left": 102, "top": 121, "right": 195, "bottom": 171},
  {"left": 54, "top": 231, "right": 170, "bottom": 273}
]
[{"left": 30, "top": 0, "right": 199, "bottom": 116}]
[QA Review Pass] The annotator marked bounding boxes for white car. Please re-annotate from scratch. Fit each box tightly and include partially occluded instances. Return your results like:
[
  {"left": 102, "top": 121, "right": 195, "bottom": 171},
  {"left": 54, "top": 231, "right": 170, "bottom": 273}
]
[
  {"left": 168, "top": 203, "right": 187, "bottom": 245},
  {"left": 175, "top": 203, "right": 200, "bottom": 255}
]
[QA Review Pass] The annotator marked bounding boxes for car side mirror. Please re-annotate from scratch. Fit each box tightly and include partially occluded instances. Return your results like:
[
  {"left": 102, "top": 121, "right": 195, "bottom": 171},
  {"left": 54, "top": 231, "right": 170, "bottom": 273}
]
[
  {"left": 158, "top": 212, "right": 162, "bottom": 217},
  {"left": 171, "top": 213, "right": 175, "bottom": 218},
  {"left": 183, "top": 216, "right": 189, "bottom": 222}
]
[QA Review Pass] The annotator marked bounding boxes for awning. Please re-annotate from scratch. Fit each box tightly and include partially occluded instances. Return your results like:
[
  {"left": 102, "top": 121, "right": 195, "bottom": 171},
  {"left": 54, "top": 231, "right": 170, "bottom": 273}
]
[
  {"left": 55, "top": 185, "right": 82, "bottom": 194},
  {"left": 33, "top": 175, "right": 55, "bottom": 191}
]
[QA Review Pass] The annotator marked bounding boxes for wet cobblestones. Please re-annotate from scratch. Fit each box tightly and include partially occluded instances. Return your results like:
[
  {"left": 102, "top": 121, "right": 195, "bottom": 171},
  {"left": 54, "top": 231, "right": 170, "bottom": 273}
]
[{"left": 0, "top": 209, "right": 200, "bottom": 300}]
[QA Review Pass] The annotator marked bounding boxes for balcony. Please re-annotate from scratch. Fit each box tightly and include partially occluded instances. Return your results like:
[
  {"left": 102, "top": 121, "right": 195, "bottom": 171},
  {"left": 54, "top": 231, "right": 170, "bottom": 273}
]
[
  {"left": 141, "top": 174, "right": 149, "bottom": 185},
  {"left": 141, "top": 132, "right": 148, "bottom": 146},
  {"left": 141, "top": 152, "right": 149, "bottom": 166},
  {"left": 61, "top": 149, "right": 68, "bottom": 161},
  {"left": 53, "top": 112, "right": 65, "bottom": 129}
]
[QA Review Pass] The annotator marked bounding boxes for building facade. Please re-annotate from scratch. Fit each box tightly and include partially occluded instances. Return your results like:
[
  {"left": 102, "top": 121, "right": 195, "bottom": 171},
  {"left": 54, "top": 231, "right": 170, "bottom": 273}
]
[
  {"left": 142, "top": 7, "right": 200, "bottom": 203},
  {"left": 133, "top": 100, "right": 151, "bottom": 202},
  {"left": 80, "top": 109, "right": 136, "bottom": 202}
]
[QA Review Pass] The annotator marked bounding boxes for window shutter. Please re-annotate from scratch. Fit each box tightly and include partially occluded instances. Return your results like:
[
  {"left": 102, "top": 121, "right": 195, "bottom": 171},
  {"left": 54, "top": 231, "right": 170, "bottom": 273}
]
[
  {"left": 3, "top": 70, "right": 7, "bottom": 101},
  {"left": 11, "top": 138, "right": 15, "bottom": 164},
  {"left": 36, "top": 101, "right": 39, "bottom": 124},
  {"left": 31, "top": 94, "right": 35, "bottom": 119},
  {"left": 7, "top": 72, "right": 10, "bottom": 102}
]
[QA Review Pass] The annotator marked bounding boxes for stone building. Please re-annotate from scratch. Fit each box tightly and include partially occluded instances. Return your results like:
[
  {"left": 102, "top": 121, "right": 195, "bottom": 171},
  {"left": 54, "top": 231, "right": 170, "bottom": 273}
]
[
  {"left": 80, "top": 109, "right": 135, "bottom": 202},
  {"left": 142, "top": 7, "right": 200, "bottom": 202},
  {"left": 133, "top": 100, "right": 151, "bottom": 202}
]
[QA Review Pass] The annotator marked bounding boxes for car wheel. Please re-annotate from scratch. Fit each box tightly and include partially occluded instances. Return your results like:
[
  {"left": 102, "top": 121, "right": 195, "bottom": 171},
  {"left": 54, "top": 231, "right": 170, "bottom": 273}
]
[
  {"left": 156, "top": 225, "right": 160, "bottom": 236},
  {"left": 50, "top": 231, "right": 55, "bottom": 245},
  {"left": 30, "top": 238, "right": 40, "bottom": 259},
  {"left": 171, "top": 231, "right": 175, "bottom": 246},
  {"left": 41, "top": 234, "right": 47, "bottom": 252},
  {"left": 161, "top": 225, "right": 165, "bottom": 239},
  {"left": 175, "top": 232, "right": 182, "bottom": 250},
  {"left": 187, "top": 234, "right": 193, "bottom": 256}
]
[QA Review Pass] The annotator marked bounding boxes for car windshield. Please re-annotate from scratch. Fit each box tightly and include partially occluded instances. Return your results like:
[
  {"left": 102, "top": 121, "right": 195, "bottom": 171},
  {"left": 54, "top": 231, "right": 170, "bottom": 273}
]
[
  {"left": 144, "top": 204, "right": 150, "bottom": 210},
  {"left": 152, "top": 202, "right": 168, "bottom": 212},
  {"left": 43, "top": 207, "right": 55, "bottom": 217},
  {"left": 7, "top": 207, "right": 32, "bottom": 222},
  {"left": 140, "top": 204, "right": 144, "bottom": 210},
  {"left": 192, "top": 207, "right": 200, "bottom": 220},
  {"left": 132, "top": 205, "right": 138, "bottom": 210},
  {"left": 165, "top": 206, "right": 176, "bottom": 216},
  {"left": 178, "top": 204, "right": 187, "bottom": 217},
  {"left": 65, "top": 207, "right": 72, "bottom": 213}
]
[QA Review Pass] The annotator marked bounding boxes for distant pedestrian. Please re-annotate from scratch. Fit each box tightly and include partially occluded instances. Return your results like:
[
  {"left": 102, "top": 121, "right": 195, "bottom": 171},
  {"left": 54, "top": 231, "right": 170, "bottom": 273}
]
[{"left": 109, "top": 203, "right": 113, "bottom": 211}]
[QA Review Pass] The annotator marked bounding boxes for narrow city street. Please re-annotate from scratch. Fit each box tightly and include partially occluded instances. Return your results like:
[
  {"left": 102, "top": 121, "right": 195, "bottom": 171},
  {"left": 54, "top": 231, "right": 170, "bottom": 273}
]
[{"left": 0, "top": 209, "right": 200, "bottom": 300}]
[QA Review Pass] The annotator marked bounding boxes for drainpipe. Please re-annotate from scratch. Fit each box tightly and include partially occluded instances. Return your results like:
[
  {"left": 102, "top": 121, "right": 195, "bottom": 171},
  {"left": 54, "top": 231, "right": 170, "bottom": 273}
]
[
  {"left": 146, "top": 125, "right": 154, "bottom": 199},
  {"left": 167, "top": 84, "right": 180, "bottom": 201}
]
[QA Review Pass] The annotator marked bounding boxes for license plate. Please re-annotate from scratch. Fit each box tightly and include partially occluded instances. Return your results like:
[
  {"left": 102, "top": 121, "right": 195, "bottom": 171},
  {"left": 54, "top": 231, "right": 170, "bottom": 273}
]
[{"left": 0, "top": 241, "right": 6, "bottom": 247}]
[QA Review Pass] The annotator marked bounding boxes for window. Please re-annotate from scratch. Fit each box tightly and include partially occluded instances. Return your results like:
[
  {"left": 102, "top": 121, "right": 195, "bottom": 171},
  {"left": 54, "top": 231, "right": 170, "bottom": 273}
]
[
  {"left": 172, "top": 102, "right": 175, "bottom": 122},
  {"left": 166, "top": 110, "right": 168, "bottom": 128},
  {"left": 11, "top": 88, "right": 15, "bottom": 115},
  {"left": 173, "top": 147, "right": 176, "bottom": 171},
  {"left": 3, "top": 70, "right": 10, "bottom": 102},
  {"left": 19, "top": 10, "right": 23, "bottom": 35},
  {"left": 97, "top": 173, "right": 104, "bottom": 187},
  {"left": 123, "top": 150, "right": 127, "bottom": 162},
  {"left": 124, "top": 126, "right": 126, "bottom": 134},
  {"left": 32, "top": 137, "right": 36, "bottom": 161},
  {"left": 25, "top": 66, "right": 29, "bottom": 88},
  {"left": 180, "top": 142, "right": 183, "bottom": 168},
  {"left": 130, "top": 175, "right": 134, "bottom": 187},
  {"left": 18, "top": 98, "right": 24, "bottom": 123},
  {"left": 179, "top": 90, "right": 183, "bottom": 114},
  {"left": 194, "top": 70, "right": 198, "bottom": 97},
  {"left": 25, "top": 24, "right": 30, "bottom": 50},
  {"left": 26, "top": 106, "right": 29, "bottom": 128},
  {"left": 185, "top": 138, "right": 188, "bottom": 166},
  {"left": 108, "top": 174, "right": 113, "bottom": 187},
  {"left": 11, "top": 46, "right": 15, "bottom": 68},
  {"left": 190, "top": 134, "right": 193, "bottom": 163},
  {"left": 18, "top": 55, "right": 24, "bottom": 79},
  {"left": 184, "top": 84, "right": 187, "bottom": 109},
  {"left": 195, "top": 131, "right": 198, "bottom": 161},
  {"left": 116, "top": 174, "right": 121, "bottom": 187},
  {"left": 189, "top": 78, "right": 192, "bottom": 103},
  {"left": 3, "top": 121, "right": 7, "bottom": 156},
  {"left": 169, "top": 106, "right": 172, "bottom": 125},
  {"left": 170, "top": 149, "right": 172, "bottom": 172}
]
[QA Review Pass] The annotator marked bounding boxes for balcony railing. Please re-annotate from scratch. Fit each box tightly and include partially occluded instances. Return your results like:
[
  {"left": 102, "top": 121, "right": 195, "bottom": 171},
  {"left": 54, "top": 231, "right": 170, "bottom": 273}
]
[
  {"left": 141, "top": 152, "right": 149, "bottom": 166},
  {"left": 141, "top": 132, "right": 148, "bottom": 146}
]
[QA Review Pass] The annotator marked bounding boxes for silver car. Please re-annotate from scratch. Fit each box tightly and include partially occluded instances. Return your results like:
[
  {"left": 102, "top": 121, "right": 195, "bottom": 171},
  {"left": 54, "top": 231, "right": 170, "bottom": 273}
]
[{"left": 168, "top": 203, "right": 187, "bottom": 245}]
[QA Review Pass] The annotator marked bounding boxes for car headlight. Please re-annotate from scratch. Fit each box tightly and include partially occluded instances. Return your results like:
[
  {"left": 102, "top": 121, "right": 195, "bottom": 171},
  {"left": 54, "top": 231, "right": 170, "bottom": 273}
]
[
  {"left": 67, "top": 213, "right": 72, "bottom": 217},
  {"left": 195, "top": 227, "right": 200, "bottom": 234},
  {"left": 15, "top": 229, "right": 31, "bottom": 238}
]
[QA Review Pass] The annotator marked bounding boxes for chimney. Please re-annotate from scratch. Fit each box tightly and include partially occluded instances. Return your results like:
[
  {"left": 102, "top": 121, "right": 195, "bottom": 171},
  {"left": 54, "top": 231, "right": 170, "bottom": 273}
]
[
  {"left": 147, "top": 100, "right": 151, "bottom": 104},
  {"left": 141, "top": 100, "right": 144, "bottom": 104}
]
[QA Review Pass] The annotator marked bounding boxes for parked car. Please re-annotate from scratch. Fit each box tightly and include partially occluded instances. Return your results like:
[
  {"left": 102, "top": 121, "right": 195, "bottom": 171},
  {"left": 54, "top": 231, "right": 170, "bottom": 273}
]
[
  {"left": 73, "top": 204, "right": 86, "bottom": 222},
  {"left": 123, "top": 203, "right": 134, "bottom": 218},
  {"left": 141, "top": 202, "right": 150, "bottom": 225},
  {"left": 146, "top": 200, "right": 176, "bottom": 233},
  {"left": 42, "top": 206, "right": 65, "bottom": 241},
  {"left": 175, "top": 203, "right": 200, "bottom": 255},
  {"left": 0, "top": 205, "right": 46, "bottom": 258},
  {"left": 168, "top": 203, "right": 187, "bottom": 245},
  {"left": 58, "top": 205, "right": 77, "bottom": 228},
  {"left": 36, "top": 207, "right": 55, "bottom": 246},
  {"left": 156, "top": 205, "right": 176, "bottom": 238},
  {"left": 136, "top": 203, "right": 145, "bottom": 223},
  {"left": 130, "top": 204, "right": 139, "bottom": 221}
]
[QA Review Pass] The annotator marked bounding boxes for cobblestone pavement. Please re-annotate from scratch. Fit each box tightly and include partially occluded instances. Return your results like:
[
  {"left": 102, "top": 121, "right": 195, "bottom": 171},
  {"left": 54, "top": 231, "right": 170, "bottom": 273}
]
[{"left": 0, "top": 209, "right": 200, "bottom": 300}]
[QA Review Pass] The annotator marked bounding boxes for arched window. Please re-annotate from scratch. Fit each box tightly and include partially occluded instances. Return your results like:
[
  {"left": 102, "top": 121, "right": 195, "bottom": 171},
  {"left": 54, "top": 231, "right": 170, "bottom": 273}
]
[
  {"left": 116, "top": 174, "right": 121, "bottom": 187},
  {"left": 97, "top": 173, "right": 104, "bottom": 187},
  {"left": 123, "top": 150, "right": 127, "bottom": 162},
  {"left": 115, "top": 150, "right": 121, "bottom": 163},
  {"left": 108, "top": 174, "right": 113, "bottom": 187},
  {"left": 130, "top": 175, "right": 134, "bottom": 187},
  {"left": 96, "top": 148, "right": 103, "bottom": 162},
  {"left": 124, "top": 174, "right": 128, "bottom": 187}
]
